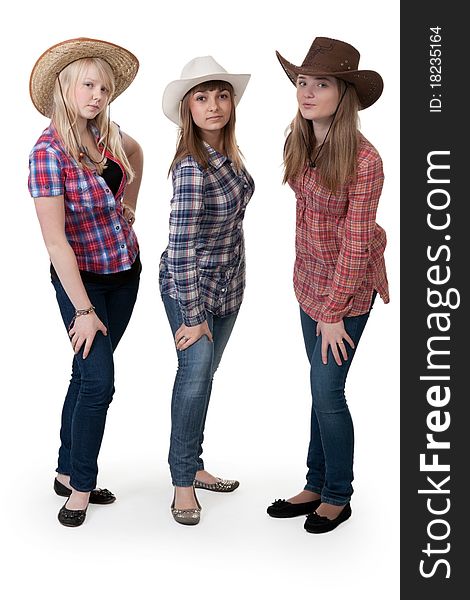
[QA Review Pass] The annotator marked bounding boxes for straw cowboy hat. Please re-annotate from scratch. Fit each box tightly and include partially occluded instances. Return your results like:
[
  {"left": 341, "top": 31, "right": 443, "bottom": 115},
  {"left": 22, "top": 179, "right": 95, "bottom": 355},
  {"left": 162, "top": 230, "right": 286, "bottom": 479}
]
[
  {"left": 162, "top": 56, "right": 251, "bottom": 125},
  {"left": 276, "top": 37, "right": 383, "bottom": 109},
  {"left": 30, "top": 37, "right": 139, "bottom": 117}
]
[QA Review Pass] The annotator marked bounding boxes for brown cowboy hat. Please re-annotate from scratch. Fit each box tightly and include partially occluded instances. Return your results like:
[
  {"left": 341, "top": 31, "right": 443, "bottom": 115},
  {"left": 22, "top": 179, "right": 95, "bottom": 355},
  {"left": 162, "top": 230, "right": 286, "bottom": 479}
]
[
  {"left": 276, "top": 37, "right": 383, "bottom": 109},
  {"left": 30, "top": 37, "right": 139, "bottom": 117}
]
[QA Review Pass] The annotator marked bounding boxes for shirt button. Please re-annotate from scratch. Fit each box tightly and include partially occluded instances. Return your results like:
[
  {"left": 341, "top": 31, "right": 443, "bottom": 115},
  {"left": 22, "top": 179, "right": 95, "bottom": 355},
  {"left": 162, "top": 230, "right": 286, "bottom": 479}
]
[
  {"left": 105, "top": 189, "right": 110, "bottom": 193},
  {"left": 221, "top": 288, "right": 226, "bottom": 293},
  {"left": 243, "top": 184, "right": 248, "bottom": 189},
  {"left": 120, "top": 244, "right": 125, "bottom": 249},
  {"left": 115, "top": 225, "right": 120, "bottom": 231}
]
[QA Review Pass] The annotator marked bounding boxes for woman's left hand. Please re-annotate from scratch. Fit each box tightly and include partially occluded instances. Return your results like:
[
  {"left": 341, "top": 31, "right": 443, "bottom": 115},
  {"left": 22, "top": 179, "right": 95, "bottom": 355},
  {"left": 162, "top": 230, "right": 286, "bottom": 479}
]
[
  {"left": 122, "top": 203, "right": 135, "bottom": 225},
  {"left": 316, "top": 319, "right": 355, "bottom": 366},
  {"left": 121, "top": 131, "right": 143, "bottom": 227},
  {"left": 175, "top": 321, "right": 213, "bottom": 351}
]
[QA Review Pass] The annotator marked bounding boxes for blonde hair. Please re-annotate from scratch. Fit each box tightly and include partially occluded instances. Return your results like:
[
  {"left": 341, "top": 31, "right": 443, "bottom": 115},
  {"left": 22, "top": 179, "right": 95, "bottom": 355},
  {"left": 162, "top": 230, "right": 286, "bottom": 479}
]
[
  {"left": 283, "top": 79, "right": 360, "bottom": 193},
  {"left": 52, "top": 57, "right": 134, "bottom": 182},
  {"left": 169, "top": 81, "right": 244, "bottom": 174}
]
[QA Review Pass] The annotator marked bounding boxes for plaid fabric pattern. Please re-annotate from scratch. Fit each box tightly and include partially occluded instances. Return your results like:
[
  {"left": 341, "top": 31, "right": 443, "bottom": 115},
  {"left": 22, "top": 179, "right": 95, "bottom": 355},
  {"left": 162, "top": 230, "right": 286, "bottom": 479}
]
[
  {"left": 159, "top": 145, "right": 254, "bottom": 326},
  {"left": 28, "top": 124, "right": 139, "bottom": 274},
  {"left": 290, "top": 136, "right": 389, "bottom": 323}
]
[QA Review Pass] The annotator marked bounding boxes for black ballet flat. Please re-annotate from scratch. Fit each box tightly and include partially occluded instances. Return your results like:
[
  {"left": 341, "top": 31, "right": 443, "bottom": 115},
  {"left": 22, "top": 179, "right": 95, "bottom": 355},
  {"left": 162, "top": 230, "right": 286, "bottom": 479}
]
[
  {"left": 54, "top": 478, "right": 116, "bottom": 505},
  {"left": 304, "top": 503, "right": 352, "bottom": 533},
  {"left": 58, "top": 500, "right": 88, "bottom": 527},
  {"left": 267, "top": 498, "right": 321, "bottom": 518}
]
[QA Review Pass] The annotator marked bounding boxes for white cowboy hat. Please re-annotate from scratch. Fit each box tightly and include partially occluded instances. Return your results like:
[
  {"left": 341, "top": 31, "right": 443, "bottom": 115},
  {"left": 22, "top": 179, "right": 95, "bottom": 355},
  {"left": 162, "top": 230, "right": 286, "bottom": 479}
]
[
  {"left": 162, "top": 56, "right": 251, "bottom": 125},
  {"left": 30, "top": 37, "right": 139, "bottom": 118}
]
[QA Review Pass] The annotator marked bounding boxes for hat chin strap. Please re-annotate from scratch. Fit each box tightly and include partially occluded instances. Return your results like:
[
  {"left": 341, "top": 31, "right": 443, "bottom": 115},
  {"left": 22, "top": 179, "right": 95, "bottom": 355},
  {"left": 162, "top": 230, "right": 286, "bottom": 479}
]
[{"left": 309, "top": 82, "right": 349, "bottom": 169}]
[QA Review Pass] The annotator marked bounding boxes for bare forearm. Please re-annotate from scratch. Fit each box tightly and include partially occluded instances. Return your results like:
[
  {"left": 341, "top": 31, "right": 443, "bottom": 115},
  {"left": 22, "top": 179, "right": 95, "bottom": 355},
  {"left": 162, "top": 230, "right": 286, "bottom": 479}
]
[
  {"left": 123, "top": 142, "right": 143, "bottom": 211},
  {"left": 47, "top": 242, "right": 92, "bottom": 310},
  {"left": 34, "top": 195, "right": 93, "bottom": 312}
]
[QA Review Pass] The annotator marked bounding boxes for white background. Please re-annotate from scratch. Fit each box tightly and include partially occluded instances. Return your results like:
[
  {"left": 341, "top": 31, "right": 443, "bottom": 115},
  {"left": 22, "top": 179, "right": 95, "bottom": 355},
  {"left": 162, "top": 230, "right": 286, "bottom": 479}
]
[{"left": 2, "top": 1, "right": 399, "bottom": 598}]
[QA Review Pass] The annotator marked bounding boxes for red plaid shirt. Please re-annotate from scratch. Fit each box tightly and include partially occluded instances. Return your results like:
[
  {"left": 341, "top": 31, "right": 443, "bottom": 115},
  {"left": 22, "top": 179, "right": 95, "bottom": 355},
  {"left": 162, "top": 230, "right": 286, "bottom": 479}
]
[
  {"left": 289, "top": 135, "right": 389, "bottom": 323},
  {"left": 28, "top": 124, "right": 139, "bottom": 274}
]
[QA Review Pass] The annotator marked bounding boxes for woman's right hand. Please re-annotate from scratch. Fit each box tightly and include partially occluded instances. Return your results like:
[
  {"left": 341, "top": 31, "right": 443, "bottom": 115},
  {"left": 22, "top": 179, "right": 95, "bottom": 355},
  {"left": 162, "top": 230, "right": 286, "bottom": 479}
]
[
  {"left": 175, "top": 321, "right": 213, "bottom": 351},
  {"left": 68, "top": 312, "right": 108, "bottom": 359}
]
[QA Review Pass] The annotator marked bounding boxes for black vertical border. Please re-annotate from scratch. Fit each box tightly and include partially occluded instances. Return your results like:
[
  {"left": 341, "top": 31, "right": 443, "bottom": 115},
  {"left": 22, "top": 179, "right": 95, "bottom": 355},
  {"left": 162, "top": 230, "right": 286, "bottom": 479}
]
[{"left": 401, "top": 2, "right": 466, "bottom": 597}]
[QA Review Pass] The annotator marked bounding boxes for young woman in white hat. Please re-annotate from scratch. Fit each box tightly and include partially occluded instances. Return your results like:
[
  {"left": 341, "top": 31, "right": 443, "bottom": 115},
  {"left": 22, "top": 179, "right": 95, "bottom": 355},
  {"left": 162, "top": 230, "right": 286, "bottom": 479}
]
[
  {"left": 267, "top": 37, "right": 389, "bottom": 533},
  {"left": 28, "top": 38, "right": 143, "bottom": 527},
  {"left": 160, "top": 56, "right": 254, "bottom": 525}
]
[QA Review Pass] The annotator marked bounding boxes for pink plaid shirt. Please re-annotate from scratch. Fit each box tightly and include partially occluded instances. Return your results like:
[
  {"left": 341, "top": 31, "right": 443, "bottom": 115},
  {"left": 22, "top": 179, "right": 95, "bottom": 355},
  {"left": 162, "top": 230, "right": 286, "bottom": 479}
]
[
  {"left": 28, "top": 124, "right": 139, "bottom": 274},
  {"left": 289, "top": 135, "right": 389, "bottom": 323}
]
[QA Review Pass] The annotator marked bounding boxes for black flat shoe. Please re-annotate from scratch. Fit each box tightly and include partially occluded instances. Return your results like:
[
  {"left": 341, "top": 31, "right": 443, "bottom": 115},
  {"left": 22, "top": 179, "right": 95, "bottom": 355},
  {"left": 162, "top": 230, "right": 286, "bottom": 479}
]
[
  {"left": 58, "top": 500, "right": 88, "bottom": 527},
  {"left": 54, "top": 478, "right": 116, "bottom": 505},
  {"left": 267, "top": 498, "right": 321, "bottom": 518},
  {"left": 304, "top": 503, "right": 352, "bottom": 533}
]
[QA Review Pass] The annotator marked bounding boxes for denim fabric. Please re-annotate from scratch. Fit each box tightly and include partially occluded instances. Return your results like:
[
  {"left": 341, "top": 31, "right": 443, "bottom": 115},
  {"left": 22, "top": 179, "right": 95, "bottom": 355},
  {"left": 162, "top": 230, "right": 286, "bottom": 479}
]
[
  {"left": 162, "top": 293, "right": 238, "bottom": 486},
  {"left": 299, "top": 296, "right": 375, "bottom": 505},
  {"left": 52, "top": 273, "right": 139, "bottom": 491}
]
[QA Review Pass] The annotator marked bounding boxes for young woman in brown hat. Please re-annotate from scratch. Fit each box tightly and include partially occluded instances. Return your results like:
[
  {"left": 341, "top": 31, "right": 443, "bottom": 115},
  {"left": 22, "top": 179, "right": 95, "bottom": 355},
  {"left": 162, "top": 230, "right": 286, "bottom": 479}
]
[
  {"left": 160, "top": 56, "right": 254, "bottom": 525},
  {"left": 267, "top": 37, "right": 389, "bottom": 533},
  {"left": 28, "top": 38, "right": 143, "bottom": 527}
]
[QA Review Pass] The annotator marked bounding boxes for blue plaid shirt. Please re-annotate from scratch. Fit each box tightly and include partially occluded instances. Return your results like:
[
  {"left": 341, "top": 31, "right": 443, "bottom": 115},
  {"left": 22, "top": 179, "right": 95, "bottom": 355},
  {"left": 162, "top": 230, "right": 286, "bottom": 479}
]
[{"left": 159, "top": 144, "right": 254, "bottom": 326}]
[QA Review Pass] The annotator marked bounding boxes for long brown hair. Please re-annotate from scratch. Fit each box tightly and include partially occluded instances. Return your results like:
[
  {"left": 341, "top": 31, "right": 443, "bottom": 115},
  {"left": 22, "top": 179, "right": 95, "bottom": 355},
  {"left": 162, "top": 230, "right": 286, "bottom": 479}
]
[
  {"left": 169, "top": 80, "right": 244, "bottom": 174},
  {"left": 52, "top": 57, "right": 134, "bottom": 182},
  {"left": 283, "top": 79, "right": 360, "bottom": 193}
]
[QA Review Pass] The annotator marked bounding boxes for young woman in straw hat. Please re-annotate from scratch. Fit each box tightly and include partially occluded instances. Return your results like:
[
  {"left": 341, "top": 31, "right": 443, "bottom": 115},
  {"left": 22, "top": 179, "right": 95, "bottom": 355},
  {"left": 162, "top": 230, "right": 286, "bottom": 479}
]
[
  {"left": 28, "top": 38, "right": 143, "bottom": 527},
  {"left": 267, "top": 37, "right": 389, "bottom": 533},
  {"left": 160, "top": 56, "right": 254, "bottom": 525}
]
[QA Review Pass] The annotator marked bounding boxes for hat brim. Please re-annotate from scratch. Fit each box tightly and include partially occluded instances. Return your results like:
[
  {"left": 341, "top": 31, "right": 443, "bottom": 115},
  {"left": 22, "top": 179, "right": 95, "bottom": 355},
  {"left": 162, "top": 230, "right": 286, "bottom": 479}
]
[
  {"left": 276, "top": 51, "right": 383, "bottom": 110},
  {"left": 30, "top": 37, "right": 139, "bottom": 117},
  {"left": 162, "top": 73, "right": 251, "bottom": 125}
]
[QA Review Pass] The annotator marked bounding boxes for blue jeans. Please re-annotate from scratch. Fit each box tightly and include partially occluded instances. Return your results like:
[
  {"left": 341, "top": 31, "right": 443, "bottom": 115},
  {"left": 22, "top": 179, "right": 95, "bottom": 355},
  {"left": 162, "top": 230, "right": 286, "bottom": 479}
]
[
  {"left": 52, "top": 274, "right": 139, "bottom": 491},
  {"left": 162, "top": 294, "right": 238, "bottom": 487},
  {"left": 300, "top": 298, "right": 375, "bottom": 505}
]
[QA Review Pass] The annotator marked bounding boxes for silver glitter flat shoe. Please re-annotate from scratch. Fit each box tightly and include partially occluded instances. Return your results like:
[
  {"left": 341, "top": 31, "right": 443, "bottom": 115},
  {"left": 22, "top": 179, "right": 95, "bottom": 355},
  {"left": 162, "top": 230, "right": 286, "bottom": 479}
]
[
  {"left": 171, "top": 488, "right": 201, "bottom": 525},
  {"left": 194, "top": 477, "right": 239, "bottom": 493}
]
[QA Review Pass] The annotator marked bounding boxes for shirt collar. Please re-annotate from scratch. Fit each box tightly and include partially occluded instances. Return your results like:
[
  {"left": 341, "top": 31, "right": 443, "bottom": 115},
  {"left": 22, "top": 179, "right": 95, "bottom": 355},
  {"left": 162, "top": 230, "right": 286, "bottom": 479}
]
[{"left": 203, "top": 142, "right": 229, "bottom": 170}]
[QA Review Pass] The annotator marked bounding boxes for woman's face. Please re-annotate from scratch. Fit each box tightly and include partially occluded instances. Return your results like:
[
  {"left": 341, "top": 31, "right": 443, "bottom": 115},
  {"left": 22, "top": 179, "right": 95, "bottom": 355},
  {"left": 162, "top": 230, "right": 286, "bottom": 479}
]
[
  {"left": 74, "top": 63, "right": 110, "bottom": 122},
  {"left": 296, "top": 75, "right": 340, "bottom": 123},
  {"left": 188, "top": 87, "right": 232, "bottom": 136}
]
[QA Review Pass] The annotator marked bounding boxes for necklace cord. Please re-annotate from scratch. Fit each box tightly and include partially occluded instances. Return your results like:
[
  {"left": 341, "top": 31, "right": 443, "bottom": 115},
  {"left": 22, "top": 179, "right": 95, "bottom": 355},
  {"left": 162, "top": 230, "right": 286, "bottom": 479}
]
[{"left": 306, "top": 82, "right": 350, "bottom": 168}]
